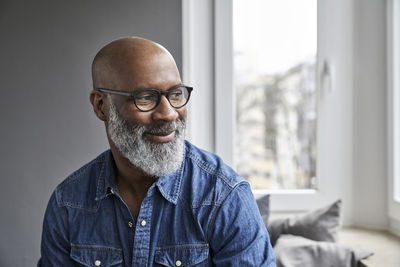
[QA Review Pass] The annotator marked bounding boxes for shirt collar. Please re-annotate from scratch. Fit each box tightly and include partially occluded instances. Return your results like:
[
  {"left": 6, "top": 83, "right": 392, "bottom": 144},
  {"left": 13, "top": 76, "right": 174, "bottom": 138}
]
[
  {"left": 95, "top": 150, "right": 118, "bottom": 201},
  {"left": 95, "top": 148, "right": 186, "bottom": 205},
  {"left": 154, "top": 157, "right": 185, "bottom": 205}
]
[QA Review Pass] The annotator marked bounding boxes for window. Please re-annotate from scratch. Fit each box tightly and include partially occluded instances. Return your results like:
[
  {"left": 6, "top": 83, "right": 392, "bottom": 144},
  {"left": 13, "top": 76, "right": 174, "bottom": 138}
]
[
  {"left": 184, "top": 0, "right": 355, "bottom": 212},
  {"left": 233, "top": 0, "right": 317, "bottom": 190}
]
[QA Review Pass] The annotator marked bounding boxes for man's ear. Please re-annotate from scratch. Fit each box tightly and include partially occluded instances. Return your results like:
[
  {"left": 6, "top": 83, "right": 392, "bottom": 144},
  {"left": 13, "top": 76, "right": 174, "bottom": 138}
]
[{"left": 90, "top": 90, "right": 107, "bottom": 121}]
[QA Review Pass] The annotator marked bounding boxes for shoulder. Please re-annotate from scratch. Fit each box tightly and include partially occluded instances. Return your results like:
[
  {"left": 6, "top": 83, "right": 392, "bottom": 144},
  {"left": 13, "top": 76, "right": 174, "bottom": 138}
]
[
  {"left": 180, "top": 141, "right": 247, "bottom": 207},
  {"left": 184, "top": 141, "right": 244, "bottom": 188},
  {"left": 53, "top": 150, "right": 110, "bottom": 211}
]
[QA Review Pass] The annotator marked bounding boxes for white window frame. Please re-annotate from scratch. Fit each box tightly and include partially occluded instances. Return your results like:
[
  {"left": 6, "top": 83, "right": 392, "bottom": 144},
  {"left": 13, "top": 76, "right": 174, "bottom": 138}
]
[
  {"left": 387, "top": 0, "right": 400, "bottom": 236},
  {"left": 183, "top": 0, "right": 355, "bottom": 215}
]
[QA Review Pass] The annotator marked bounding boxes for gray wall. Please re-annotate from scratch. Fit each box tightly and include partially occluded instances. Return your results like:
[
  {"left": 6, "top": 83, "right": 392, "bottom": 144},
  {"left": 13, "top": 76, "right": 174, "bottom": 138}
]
[{"left": 0, "top": 1, "right": 182, "bottom": 266}]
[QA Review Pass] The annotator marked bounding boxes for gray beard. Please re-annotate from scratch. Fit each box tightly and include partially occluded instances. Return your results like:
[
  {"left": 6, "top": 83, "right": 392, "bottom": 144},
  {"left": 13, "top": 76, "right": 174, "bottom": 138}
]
[{"left": 107, "top": 96, "right": 186, "bottom": 177}]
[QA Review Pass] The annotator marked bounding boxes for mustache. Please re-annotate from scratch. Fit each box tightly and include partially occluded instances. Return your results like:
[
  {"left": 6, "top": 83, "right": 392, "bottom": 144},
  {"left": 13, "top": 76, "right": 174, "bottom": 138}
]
[{"left": 141, "top": 119, "right": 185, "bottom": 135}]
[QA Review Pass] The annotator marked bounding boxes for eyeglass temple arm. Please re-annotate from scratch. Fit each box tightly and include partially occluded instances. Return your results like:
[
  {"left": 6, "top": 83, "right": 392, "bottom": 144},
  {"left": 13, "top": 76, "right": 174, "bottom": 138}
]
[{"left": 96, "top": 88, "right": 133, "bottom": 97}]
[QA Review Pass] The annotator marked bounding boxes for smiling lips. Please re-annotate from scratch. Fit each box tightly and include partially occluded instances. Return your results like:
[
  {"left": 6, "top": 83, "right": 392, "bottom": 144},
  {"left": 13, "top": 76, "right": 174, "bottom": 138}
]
[{"left": 145, "top": 131, "right": 176, "bottom": 143}]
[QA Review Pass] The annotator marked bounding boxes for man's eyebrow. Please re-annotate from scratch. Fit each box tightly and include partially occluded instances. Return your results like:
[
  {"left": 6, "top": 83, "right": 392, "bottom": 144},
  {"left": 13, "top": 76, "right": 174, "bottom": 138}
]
[
  {"left": 133, "top": 86, "right": 152, "bottom": 91},
  {"left": 168, "top": 83, "right": 185, "bottom": 89},
  {"left": 133, "top": 83, "right": 185, "bottom": 91}
]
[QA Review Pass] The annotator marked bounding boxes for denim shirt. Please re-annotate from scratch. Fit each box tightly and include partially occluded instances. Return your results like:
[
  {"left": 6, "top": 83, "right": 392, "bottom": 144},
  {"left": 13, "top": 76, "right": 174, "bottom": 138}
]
[{"left": 38, "top": 141, "right": 276, "bottom": 267}]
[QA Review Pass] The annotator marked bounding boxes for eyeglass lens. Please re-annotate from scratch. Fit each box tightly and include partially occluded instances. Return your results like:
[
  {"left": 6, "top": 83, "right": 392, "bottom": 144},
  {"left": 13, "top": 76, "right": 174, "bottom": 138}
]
[{"left": 135, "top": 86, "right": 190, "bottom": 111}]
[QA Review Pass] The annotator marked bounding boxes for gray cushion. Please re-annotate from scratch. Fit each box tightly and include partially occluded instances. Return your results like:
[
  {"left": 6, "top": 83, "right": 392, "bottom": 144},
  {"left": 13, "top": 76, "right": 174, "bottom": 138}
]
[
  {"left": 268, "top": 200, "right": 342, "bottom": 246},
  {"left": 256, "top": 194, "right": 270, "bottom": 226},
  {"left": 274, "top": 234, "right": 373, "bottom": 267}
]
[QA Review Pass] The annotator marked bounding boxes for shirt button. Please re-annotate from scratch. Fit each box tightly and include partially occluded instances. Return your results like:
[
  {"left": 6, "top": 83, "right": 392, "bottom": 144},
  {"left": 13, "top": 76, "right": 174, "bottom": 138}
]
[
  {"left": 175, "top": 260, "right": 182, "bottom": 266},
  {"left": 95, "top": 260, "right": 101, "bottom": 266},
  {"left": 141, "top": 220, "right": 147, "bottom": 227},
  {"left": 110, "top": 188, "right": 114, "bottom": 194},
  {"left": 128, "top": 221, "right": 133, "bottom": 228}
]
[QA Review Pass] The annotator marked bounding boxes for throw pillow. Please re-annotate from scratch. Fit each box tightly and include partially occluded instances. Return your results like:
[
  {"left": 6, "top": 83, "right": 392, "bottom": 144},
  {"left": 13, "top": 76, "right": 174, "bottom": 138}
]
[
  {"left": 256, "top": 194, "right": 270, "bottom": 227},
  {"left": 268, "top": 199, "right": 342, "bottom": 246},
  {"left": 274, "top": 234, "right": 373, "bottom": 267}
]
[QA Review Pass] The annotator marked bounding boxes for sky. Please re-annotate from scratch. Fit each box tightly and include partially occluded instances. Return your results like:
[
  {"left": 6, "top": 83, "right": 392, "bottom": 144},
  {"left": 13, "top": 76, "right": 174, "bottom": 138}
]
[{"left": 233, "top": 0, "right": 317, "bottom": 76}]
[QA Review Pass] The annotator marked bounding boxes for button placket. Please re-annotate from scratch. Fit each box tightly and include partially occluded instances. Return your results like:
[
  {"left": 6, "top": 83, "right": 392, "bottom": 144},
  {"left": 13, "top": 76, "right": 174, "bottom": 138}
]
[{"left": 131, "top": 187, "right": 154, "bottom": 266}]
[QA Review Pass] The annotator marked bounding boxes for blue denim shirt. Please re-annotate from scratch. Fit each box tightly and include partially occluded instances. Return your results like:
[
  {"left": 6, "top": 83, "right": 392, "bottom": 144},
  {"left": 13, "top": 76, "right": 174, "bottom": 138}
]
[{"left": 38, "top": 141, "right": 276, "bottom": 266}]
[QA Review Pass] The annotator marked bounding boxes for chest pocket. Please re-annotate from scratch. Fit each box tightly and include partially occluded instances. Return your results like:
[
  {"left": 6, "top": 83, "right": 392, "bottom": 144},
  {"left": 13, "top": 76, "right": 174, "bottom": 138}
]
[
  {"left": 70, "top": 244, "right": 123, "bottom": 267},
  {"left": 154, "top": 243, "right": 209, "bottom": 267}
]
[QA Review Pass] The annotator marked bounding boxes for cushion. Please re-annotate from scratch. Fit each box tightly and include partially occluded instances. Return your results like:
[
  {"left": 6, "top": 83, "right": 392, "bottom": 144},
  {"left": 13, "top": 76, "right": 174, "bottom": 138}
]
[
  {"left": 268, "top": 200, "right": 342, "bottom": 246},
  {"left": 256, "top": 194, "right": 270, "bottom": 226},
  {"left": 274, "top": 234, "right": 373, "bottom": 267}
]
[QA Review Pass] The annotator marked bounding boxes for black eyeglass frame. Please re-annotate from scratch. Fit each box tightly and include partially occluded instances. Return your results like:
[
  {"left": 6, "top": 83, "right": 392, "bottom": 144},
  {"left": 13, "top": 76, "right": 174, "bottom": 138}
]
[{"left": 96, "top": 84, "right": 193, "bottom": 112}]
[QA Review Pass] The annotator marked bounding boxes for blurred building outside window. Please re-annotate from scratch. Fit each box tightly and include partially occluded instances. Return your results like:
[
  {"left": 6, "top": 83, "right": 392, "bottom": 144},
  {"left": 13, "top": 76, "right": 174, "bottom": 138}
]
[{"left": 233, "top": 0, "right": 317, "bottom": 190}]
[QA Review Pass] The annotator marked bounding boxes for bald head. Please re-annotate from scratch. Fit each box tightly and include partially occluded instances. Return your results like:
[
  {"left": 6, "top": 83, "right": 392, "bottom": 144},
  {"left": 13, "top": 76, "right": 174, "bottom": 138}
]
[{"left": 92, "top": 37, "right": 180, "bottom": 90}]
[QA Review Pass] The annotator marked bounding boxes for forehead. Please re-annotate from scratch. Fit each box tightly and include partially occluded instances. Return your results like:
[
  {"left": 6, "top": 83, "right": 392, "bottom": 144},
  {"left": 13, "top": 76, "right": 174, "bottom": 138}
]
[{"left": 111, "top": 51, "right": 181, "bottom": 91}]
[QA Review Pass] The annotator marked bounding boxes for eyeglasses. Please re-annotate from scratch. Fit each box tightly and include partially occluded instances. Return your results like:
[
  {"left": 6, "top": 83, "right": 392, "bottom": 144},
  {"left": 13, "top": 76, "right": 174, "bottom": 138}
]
[{"left": 96, "top": 84, "right": 193, "bottom": 112}]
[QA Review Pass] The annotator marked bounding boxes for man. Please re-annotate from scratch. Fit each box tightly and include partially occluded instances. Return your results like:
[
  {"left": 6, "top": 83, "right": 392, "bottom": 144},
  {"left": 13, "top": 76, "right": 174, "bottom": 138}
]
[{"left": 38, "top": 37, "right": 276, "bottom": 266}]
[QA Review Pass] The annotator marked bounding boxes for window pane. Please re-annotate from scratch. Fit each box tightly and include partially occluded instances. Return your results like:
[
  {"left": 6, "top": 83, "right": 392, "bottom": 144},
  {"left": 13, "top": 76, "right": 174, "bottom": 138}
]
[{"left": 233, "top": 0, "right": 317, "bottom": 190}]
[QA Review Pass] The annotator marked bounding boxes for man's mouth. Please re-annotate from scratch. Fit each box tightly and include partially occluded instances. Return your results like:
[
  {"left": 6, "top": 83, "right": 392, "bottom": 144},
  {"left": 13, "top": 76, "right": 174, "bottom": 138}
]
[{"left": 144, "top": 130, "right": 176, "bottom": 143}]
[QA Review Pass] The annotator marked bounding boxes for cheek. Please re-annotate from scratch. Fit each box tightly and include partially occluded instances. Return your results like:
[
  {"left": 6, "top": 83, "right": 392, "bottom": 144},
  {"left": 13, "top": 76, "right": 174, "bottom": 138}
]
[
  {"left": 177, "top": 108, "right": 187, "bottom": 120},
  {"left": 127, "top": 112, "right": 153, "bottom": 125},
  {"left": 119, "top": 102, "right": 153, "bottom": 125}
]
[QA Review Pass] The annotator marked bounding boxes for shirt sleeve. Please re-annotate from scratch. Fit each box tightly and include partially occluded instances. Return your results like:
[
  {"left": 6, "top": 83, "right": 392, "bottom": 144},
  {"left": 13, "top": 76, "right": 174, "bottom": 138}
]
[
  {"left": 208, "top": 182, "right": 276, "bottom": 266},
  {"left": 38, "top": 191, "right": 76, "bottom": 266}
]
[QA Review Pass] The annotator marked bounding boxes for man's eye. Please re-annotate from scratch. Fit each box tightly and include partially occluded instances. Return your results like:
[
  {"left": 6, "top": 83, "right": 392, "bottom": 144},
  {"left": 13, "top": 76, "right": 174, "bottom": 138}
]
[
  {"left": 169, "top": 90, "right": 183, "bottom": 99},
  {"left": 137, "top": 95, "right": 154, "bottom": 100},
  {"left": 135, "top": 92, "right": 157, "bottom": 102}
]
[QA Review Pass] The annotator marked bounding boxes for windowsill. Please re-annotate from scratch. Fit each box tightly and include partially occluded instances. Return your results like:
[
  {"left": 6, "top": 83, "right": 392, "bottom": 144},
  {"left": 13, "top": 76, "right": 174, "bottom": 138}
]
[
  {"left": 339, "top": 226, "right": 400, "bottom": 267},
  {"left": 253, "top": 189, "right": 317, "bottom": 196}
]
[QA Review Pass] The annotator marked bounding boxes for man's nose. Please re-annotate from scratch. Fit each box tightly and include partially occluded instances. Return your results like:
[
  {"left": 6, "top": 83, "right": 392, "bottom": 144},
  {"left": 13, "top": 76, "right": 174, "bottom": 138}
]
[{"left": 151, "top": 95, "right": 179, "bottom": 122}]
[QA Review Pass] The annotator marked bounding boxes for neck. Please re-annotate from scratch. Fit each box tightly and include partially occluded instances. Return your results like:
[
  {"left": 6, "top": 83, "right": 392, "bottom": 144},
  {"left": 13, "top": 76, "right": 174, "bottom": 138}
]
[
  {"left": 109, "top": 144, "right": 156, "bottom": 220},
  {"left": 110, "top": 144, "right": 155, "bottom": 196}
]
